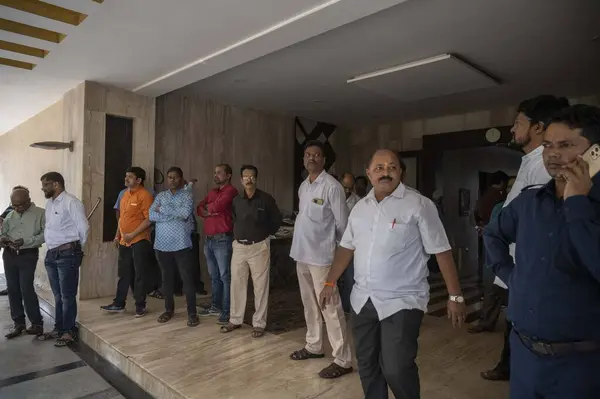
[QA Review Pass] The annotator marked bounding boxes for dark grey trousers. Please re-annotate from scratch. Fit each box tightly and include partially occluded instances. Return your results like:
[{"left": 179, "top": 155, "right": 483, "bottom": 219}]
[
  {"left": 3, "top": 249, "right": 43, "bottom": 326},
  {"left": 352, "top": 299, "right": 424, "bottom": 399},
  {"left": 155, "top": 248, "right": 197, "bottom": 316}
]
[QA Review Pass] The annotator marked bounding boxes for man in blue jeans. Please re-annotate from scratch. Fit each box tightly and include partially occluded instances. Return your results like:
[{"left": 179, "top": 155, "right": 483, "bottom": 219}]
[
  {"left": 39, "top": 172, "right": 89, "bottom": 347},
  {"left": 197, "top": 164, "right": 238, "bottom": 324}
]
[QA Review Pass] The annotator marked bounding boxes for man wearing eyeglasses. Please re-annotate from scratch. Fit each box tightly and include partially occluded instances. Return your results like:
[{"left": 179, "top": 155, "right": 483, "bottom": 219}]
[
  {"left": 1, "top": 187, "right": 45, "bottom": 339},
  {"left": 220, "top": 165, "right": 282, "bottom": 338}
]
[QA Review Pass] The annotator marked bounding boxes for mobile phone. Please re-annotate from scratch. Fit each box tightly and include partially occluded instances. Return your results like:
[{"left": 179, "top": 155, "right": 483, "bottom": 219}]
[{"left": 581, "top": 144, "right": 600, "bottom": 178}]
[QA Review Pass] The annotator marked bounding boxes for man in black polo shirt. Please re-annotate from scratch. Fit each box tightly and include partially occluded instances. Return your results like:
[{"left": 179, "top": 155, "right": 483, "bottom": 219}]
[{"left": 220, "top": 165, "right": 282, "bottom": 338}]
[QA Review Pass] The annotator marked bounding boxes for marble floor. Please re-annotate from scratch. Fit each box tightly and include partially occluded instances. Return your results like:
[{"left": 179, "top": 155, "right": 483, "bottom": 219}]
[
  {"left": 72, "top": 293, "right": 509, "bottom": 399},
  {"left": 0, "top": 275, "right": 127, "bottom": 399}
]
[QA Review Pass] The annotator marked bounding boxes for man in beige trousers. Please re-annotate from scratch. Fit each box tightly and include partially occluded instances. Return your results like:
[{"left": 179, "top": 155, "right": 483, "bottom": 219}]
[
  {"left": 289, "top": 140, "right": 353, "bottom": 379},
  {"left": 220, "top": 165, "right": 282, "bottom": 338}
]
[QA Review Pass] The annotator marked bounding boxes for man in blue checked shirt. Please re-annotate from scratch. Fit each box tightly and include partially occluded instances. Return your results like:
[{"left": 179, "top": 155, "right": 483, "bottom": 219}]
[
  {"left": 149, "top": 166, "right": 199, "bottom": 327},
  {"left": 484, "top": 104, "right": 600, "bottom": 399}
]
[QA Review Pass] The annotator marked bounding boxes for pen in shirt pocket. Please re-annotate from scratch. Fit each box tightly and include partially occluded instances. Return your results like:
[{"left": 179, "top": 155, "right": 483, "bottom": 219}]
[{"left": 392, "top": 218, "right": 396, "bottom": 229}]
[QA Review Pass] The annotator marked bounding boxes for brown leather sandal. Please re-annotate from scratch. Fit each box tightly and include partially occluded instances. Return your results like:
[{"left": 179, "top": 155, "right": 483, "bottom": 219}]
[
  {"left": 220, "top": 323, "right": 241, "bottom": 333},
  {"left": 157, "top": 312, "right": 173, "bottom": 323},
  {"left": 251, "top": 327, "right": 265, "bottom": 338},
  {"left": 289, "top": 348, "right": 325, "bottom": 361},
  {"left": 318, "top": 362, "right": 353, "bottom": 379}
]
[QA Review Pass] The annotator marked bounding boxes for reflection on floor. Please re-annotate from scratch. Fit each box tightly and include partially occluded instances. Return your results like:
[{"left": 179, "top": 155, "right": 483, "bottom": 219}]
[
  {"left": 68, "top": 291, "right": 509, "bottom": 399},
  {"left": 0, "top": 275, "right": 126, "bottom": 399}
]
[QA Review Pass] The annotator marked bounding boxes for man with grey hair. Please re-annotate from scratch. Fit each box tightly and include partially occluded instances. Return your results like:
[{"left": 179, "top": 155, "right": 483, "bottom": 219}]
[{"left": 1, "top": 186, "right": 45, "bottom": 339}]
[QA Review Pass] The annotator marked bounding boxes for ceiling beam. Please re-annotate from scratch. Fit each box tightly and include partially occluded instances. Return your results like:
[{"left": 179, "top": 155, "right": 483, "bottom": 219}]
[
  {"left": 0, "top": 0, "right": 87, "bottom": 26},
  {"left": 0, "top": 39, "right": 48, "bottom": 58},
  {"left": 0, "top": 56, "right": 35, "bottom": 70},
  {"left": 0, "top": 18, "right": 66, "bottom": 43}
]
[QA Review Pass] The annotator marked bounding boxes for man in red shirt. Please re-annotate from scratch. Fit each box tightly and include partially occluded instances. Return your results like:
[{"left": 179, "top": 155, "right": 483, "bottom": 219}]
[{"left": 197, "top": 164, "right": 238, "bottom": 324}]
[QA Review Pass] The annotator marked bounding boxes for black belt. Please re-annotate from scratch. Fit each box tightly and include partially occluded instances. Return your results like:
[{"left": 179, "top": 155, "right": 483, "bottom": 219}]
[
  {"left": 516, "top": 330, "right": 600, "bottom": 356},
  {"left": 6, "top": 247, "right": 39, "bottom": 256},
  {"left": 48, "top": 241, "right": 80, "bottom": 252},
  {"left": 206, "top": 232, "right": 233, "bottom": 240},
  {"left": 236, "top": 238, "right": 266, "bottom": 245}
]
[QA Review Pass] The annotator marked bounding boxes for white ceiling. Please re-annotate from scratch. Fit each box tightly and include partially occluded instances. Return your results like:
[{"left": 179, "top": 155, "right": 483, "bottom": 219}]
[
  {"left": 174, "top": 0, "right": 600, "bottom": 125},
  {"left": 0, "top": 0, "right": 409, "bottom": 134}
]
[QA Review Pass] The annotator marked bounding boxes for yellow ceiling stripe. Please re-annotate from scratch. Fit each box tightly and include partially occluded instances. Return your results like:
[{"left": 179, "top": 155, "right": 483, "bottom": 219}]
[
  {"left": 0, "top": 0, "right": 87, "bottom": 26},
  {"left": 0, "top": 39, "right": 48, "bottom": 58},
  {"left": 0, "top": 56, "right": 36, "bottom": 70},
  {"left": 0, "top": 18, "right": 66, "bottom": 43}
]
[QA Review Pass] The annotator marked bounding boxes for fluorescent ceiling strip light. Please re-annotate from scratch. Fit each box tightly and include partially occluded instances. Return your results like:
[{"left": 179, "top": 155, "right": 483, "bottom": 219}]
[
  {"left": 347, "top": 53, "right": 452, "bottom": 83},
  {"left": 133, "top": 0, "right": 343, "bottom": 92}
]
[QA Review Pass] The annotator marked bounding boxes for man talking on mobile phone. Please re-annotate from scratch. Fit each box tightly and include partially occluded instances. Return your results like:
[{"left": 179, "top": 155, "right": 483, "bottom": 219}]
[{"left": 484, "top": 104, "right": 600, "bottom": 399}]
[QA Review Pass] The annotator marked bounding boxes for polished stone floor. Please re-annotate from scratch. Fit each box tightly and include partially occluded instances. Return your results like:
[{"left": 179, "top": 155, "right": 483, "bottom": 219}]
[
  {"left": 74, "top": 291, "right": 509, "bottom": 399},
  {"left": 0, "top": 274, "right": 141, "bottom": 399}
]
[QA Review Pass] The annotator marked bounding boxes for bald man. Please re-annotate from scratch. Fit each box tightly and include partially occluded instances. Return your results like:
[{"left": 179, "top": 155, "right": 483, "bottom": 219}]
[
  {"left": 1, "top": 187, "right": 46, "bottom": 339},
  {"left": 321, "top": 149, "right": 465, "bottom": 399}
]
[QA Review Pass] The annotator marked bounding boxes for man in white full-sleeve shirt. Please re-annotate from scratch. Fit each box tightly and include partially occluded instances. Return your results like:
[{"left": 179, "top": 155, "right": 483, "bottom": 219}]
[
  {"left": 40, "top": 172, "right": 89, "bottom": 347},
  {"left": 320, "top": 149, "right": 466, "bottom": 399},
  {"left": 479, "top": 95, "right": 569, "bottom": 382},
  {"left": 289, "top": 140, "right": 353, "bottom": 379}
]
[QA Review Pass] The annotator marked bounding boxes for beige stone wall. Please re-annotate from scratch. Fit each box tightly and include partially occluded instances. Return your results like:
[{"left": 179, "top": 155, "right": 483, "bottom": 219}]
[
  {"left": 338, "top": 94, "right": 600, "bottom": 176},
  {"left": 80, "top": 82, "right": 155, "bottom": 299},
  {"left": 0, "top": 83, "right": 85, "bottom": 292}
]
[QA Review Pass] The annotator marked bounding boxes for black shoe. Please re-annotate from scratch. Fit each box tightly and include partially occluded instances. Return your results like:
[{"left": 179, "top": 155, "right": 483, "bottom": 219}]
[
  {"left": 100, "top": 303, "right": 125, "bottom": 312},
  {"left": 0, "top": 288, "right": 7, "bottom": 296},
  {"left": 26, "top": 325, "right": 44, "bottom": 336},
  {"left": 135, "top": 308, "right": 147, "bottom": 318},
  {"left": 481, "top": 368, "right": 510, "bottom": 381},
  {"left": 5, "top": 324, "right": 26, "bottom": 339}
]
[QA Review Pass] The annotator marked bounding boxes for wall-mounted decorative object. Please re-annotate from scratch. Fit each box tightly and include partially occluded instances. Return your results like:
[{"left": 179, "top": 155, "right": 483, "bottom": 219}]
[
  {"left": 458, "top": 188, "right": 470, "bottom": 217},
  {"left": 29, "top": 141, "right": 74, "bottom": 151}
]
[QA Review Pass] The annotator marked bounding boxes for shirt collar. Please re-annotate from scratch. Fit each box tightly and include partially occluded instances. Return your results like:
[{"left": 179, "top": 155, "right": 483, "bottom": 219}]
[
  {"left": 306, "top": 170, "right": 326, "bottom": 185},
  {"left": 523, "top": 145, "right": 544, "bottom": 162},
  {"left": 213, "top": 183, "right": 231, "bottom": 192},
  {"left": 242, "top": 189, "right": 260, "bottom": 199},
  {"left": 365, "top": 182, "right": 406, "bottom": 202},
  {"left": 52, "top": 191, "right": 66, "bottom": 203},
  {"left": 537, "top": 174, "right": 600, "bottom": 200}
]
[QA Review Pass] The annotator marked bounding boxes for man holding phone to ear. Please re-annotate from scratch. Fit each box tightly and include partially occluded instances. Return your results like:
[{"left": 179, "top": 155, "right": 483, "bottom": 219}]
[{"left": 484, "top": 104, "right": 600, "bottom": 399}]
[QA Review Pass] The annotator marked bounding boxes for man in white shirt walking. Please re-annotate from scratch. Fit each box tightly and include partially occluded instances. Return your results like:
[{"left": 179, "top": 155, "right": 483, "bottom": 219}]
[
  {"left": 39, "top": 172, "right": 89, "bottom": 347},
  {"left": 289, "top": 140, "right": 353, "bottom": 379},
  {"left": 479, "top": 94, "right": 569, "bottom": 381},
  {"left": 321, "top": 149, "right": 466, "bottom": 399}
]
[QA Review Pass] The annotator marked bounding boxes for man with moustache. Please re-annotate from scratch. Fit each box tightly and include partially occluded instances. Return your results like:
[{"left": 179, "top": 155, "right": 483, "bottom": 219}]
[
  {"left": 197, "top": 164, "right": 238, "bottom": 325},
  {"left": 321, "top": 149, "right": 465, "bottom": 399},
  {"left": 1, "top": 187, "right": 45, "bottom": 339},
  {"left": 220, "top": 165, "right": 281, "bottom": 337},
  {"left": 149, "top": 167, "right": 199, "bottom": 327},
  {"left": 289, "top": 140, "right": 353, "bottom": 379},
  {"left": 479, "top": 95, "right": 569, "bottom": 382},
  {"left": 39, "top": 172, "right": 88, "bottom": 346},
  {"left": 485, "top": 104, "right": 600, "bottom": 398},
  {"left": 101, "top": 167, "right": 154, "bottom": 317}
]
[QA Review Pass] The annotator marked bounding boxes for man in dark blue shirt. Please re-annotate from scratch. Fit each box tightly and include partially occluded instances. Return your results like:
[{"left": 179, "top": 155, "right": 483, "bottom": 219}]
[{"left": 484, "top": 104, "right": 600, "bottom": 398}]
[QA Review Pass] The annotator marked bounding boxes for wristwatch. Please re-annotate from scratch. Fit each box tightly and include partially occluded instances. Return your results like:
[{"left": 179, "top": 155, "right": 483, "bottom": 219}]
[{"left": 449, "top": 295, "right": 465, "bottom": 304}]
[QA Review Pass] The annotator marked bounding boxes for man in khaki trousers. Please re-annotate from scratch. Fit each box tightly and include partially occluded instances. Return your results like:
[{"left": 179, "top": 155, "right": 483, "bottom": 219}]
[
  {"left": 220, "top": 165, "right": 282, "bottom": 337},
  {"left": 289, "top": 140, "right": 353, "bottom": 379}
]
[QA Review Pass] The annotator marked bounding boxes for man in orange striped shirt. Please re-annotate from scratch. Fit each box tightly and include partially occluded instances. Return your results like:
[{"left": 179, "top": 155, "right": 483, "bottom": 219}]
[{"left": 101, "top": 167, "right": 155, "bottom": 317}]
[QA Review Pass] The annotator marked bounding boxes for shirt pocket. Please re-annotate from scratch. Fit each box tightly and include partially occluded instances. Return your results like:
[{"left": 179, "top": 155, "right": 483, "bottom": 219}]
[
  {"left": 385, "top": 220, "right": 418, "bottom": 251},
  {"left": 307, "top": 200, "right": 326, "bottom": 221}
]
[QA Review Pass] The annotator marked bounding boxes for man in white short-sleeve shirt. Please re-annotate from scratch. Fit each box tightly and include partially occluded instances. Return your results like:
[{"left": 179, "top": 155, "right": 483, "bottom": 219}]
[
  {"left": 320, "top": 149, "right": 466, "bottom": 399},
  {"left": 289, "top": 140, "right": 353, "bottom": 379}
]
